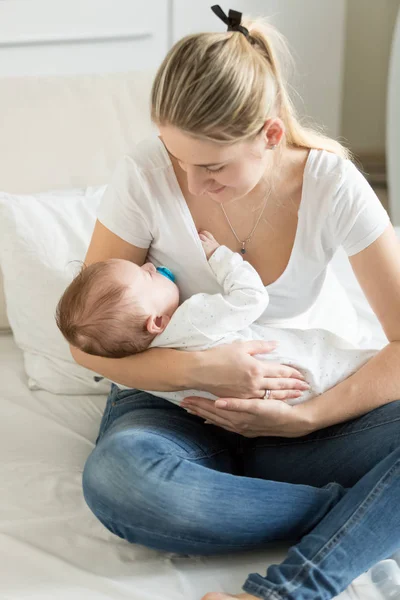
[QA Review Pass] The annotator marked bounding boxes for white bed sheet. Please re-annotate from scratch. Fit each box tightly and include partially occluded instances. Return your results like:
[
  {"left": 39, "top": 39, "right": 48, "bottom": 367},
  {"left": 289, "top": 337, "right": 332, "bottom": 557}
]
[
  {"left": 0, "top": 332, "right": 297, "bottom": 600},
  {"left": 0, "top": 240, "right": 393, "bottom": 600}
]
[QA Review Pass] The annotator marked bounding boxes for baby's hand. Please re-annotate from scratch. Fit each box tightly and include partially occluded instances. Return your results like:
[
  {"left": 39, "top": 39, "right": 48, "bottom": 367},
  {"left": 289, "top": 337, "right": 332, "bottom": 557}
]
[{"left": 199, "top": 230, "right": 220, "bottom": 259}]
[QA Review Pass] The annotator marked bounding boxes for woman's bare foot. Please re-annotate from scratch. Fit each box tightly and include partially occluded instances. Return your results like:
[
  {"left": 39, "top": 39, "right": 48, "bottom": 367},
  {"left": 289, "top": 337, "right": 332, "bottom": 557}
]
[{"left": 201, "top": 593, "right": 260, "bottom": 600}]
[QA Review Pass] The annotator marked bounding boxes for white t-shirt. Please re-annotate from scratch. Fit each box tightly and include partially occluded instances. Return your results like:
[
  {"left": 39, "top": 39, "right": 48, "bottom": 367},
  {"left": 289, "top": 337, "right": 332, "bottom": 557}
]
[
  {"left": 144, "top": 245, "right": 378, "bottom": 407},
  {"left": 97, "top": 134, "right": 390, "bottom": 359}
]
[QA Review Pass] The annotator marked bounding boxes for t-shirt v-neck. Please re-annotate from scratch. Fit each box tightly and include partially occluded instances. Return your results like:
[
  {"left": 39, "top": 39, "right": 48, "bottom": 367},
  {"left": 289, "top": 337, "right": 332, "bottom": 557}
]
[{"left": 156, "top": 135, "right": 311, "bottom": 292}]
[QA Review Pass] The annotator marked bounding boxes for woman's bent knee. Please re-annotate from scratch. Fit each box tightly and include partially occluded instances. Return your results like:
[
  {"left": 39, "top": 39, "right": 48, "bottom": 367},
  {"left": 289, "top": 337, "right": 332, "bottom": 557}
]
[
  {"left": 83, "top": 431, "right": 163, "bottom": 517},
  {"left": 82, "top": 429, "right": 204, "bottom": 542}
]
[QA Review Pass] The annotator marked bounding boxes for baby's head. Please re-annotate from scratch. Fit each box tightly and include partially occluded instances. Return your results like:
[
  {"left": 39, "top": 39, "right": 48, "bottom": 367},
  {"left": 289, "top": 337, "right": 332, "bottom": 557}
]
[{"left": 56, "top": 258, "right": 179, "bottom": 358}]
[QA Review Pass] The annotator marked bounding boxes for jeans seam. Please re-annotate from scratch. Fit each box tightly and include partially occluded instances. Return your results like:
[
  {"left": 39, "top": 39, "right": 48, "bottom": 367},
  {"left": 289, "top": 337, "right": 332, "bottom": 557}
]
[
  {"left": 243, "top": 581, "right": 283, "bottom": 600},
  {"left": 96, "top": 406, "right": 113, "bottom": 445},
  {"left": 98, "top": 425, "right": 231, "bottom": 461},
  {"left": 245, "top": 455, "right": 400, "bottom": 598},
  {"left": 93, "top": 507, "right": 266, "bottom": 550},
  {"left": 308, "top": 456, "right": 400, "bottom": 564},
  {"left": 252, "top": 415, "right": 400, "bottom": 448},
  {"left": 152, "top": 440, "right": 232, "bottom": 461}
]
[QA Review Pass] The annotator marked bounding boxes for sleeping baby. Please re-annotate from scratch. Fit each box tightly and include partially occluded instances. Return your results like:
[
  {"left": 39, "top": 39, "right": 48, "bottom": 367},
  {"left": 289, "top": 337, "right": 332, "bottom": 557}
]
[{"left": 56, "top": 230, "right": 379, "bottom": 406}]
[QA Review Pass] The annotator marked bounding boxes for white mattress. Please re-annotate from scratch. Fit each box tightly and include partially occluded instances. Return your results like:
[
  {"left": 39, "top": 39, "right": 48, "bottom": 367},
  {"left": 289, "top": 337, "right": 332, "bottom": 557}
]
[{"left": 0, "top": 243, "right": 391, "bottom": 599}]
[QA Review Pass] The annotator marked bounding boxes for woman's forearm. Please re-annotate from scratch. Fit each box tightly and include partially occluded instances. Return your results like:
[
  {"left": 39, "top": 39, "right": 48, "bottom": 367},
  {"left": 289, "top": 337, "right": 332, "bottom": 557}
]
[
  {"left": 297, "top": 341, "right": 400, "bottom": 431},
  {"left": 70, "top": 345, "right": 202, "bottom": 391}
]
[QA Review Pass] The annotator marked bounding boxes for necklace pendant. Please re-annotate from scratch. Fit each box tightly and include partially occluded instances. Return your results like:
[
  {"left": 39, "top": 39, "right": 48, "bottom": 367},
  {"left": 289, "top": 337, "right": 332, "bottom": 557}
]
[{"left": 240, "top": 243, "right": 246, "bottom": 255}]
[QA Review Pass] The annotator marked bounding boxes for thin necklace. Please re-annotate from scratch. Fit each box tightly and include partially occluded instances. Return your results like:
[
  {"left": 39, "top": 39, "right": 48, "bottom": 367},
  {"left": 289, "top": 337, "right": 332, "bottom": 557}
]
[{"left": 220, "top": 187, "right": 271, "bottom": 254}]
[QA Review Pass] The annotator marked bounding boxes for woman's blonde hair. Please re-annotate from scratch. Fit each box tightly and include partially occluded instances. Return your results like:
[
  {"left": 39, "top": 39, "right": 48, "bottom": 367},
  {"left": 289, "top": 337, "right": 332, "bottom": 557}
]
[{"left": 151, "top": 14, "right": 351, "bottom": 160}]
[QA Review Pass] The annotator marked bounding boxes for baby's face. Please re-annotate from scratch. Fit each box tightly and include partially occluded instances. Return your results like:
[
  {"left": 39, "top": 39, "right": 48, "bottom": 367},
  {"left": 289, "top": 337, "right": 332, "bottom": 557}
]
[{"left": 110, "top": 258, "right": 179, "bottom": 317}]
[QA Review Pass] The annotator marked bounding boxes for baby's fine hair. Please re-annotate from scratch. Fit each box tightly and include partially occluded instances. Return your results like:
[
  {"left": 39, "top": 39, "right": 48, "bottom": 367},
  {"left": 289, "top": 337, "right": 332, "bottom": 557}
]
[
  {"left": 55, "top": 261, "right": 156, "bottom": 358},
  {"left": 151, "top": 12, "right": 351, "bottom": 159}
]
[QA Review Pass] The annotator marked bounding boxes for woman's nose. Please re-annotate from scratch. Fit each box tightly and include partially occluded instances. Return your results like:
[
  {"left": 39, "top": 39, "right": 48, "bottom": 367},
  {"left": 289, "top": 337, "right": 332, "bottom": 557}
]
[{"left": 185, "top": 167, "right": 212, "bottom": 195}]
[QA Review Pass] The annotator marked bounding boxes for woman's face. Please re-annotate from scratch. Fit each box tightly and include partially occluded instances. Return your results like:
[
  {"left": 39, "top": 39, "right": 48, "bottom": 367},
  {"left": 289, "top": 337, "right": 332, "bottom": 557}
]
[{"left": 158, "top": 124, "right": 277, "bottom": 204}]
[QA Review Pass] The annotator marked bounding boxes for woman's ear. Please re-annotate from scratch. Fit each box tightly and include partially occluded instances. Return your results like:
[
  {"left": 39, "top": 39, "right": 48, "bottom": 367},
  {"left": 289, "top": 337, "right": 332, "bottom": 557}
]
[
  {"left": 264, "top": 117, "right": 285, "bottom": 148},
  {"left": 146, "top": 314, "right": 171, "bottom": 334}
]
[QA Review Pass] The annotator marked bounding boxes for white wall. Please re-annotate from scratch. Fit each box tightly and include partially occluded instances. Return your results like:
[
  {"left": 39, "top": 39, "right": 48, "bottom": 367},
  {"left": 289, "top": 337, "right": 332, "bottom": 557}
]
[
  {"left": 341, "top": 0, "right": 400, "bottom": 154},
  {"left": 387, "top": 5, "right": 400, "bottom": 223},
  {"left": 0, "top": 0, "right": 169, "bottom": 75},
  {"left": 0, "top": 0, "right": 346, "bottom": 140}
]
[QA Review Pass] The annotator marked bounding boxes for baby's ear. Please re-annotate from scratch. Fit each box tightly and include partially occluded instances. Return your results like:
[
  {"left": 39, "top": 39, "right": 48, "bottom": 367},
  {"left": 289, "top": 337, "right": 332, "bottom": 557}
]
[{"left": 146, "top": 314, "right": 171, "bottom": 334}]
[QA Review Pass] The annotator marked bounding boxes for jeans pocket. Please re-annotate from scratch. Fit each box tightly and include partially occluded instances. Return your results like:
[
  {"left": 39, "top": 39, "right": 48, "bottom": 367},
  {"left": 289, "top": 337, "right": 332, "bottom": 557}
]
[
  {"left": 112, "top": 386, "right": 180, "bottom": 416},
  {"left": 96, "top": 386, "right": 159, "bottom": 445},
  {"left": 113, "top": 387, "right": 150, "bottom": 406}
]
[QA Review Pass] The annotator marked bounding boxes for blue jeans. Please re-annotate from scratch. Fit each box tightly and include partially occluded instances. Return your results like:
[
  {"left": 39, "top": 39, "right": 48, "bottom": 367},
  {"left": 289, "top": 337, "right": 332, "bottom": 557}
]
[{"left": 82, "top": 384, "right": 400, "bottom": 599}]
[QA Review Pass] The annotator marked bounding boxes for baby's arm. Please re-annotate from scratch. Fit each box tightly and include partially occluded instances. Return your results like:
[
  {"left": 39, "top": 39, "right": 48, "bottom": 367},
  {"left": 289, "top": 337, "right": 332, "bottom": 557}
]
[{"left": 183, "top": 230, "right": 269, "bottom": 339}]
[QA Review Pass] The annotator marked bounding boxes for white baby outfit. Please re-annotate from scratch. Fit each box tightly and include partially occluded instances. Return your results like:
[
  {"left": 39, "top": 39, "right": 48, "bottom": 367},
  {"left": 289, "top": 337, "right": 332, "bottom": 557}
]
[
  {"left": 97, "top": 134, "right": 390, "bottom": 398},
  {"left": 144, "top": 245, "right": 378, "bottom": 406}
]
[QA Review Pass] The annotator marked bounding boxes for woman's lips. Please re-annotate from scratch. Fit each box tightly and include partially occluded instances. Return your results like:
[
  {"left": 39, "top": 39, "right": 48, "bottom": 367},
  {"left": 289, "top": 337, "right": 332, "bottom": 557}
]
[{"left": 209, "top": 186, "right": 225, "bottom": 194}]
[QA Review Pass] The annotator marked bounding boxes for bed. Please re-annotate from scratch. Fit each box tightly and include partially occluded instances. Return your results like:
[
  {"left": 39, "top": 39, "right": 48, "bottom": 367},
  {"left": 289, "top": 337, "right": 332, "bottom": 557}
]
[{"left": 0, "top": 71, "right": 395, "bottom": 600}]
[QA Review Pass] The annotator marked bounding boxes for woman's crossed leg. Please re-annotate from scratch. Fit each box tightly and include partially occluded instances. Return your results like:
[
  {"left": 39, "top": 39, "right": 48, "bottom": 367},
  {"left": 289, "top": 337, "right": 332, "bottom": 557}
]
[{"left": 82, "top": 388, "right": 400, "bottom": 599}]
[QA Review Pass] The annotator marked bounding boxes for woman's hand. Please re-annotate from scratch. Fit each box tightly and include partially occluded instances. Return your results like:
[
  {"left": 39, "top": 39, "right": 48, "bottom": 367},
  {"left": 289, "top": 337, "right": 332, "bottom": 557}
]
[
  {"left": 192, "top": 340, "right": 310, "bottom": 400},
  {"left": 180, "top": 395, "right": 315, "bottom": 438}
]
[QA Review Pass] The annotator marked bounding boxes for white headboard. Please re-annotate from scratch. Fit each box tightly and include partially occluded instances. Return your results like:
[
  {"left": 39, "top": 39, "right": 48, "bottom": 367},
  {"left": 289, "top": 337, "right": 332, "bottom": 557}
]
[{"left": 0, "top": 71, "right": 158, "bottom": 330}]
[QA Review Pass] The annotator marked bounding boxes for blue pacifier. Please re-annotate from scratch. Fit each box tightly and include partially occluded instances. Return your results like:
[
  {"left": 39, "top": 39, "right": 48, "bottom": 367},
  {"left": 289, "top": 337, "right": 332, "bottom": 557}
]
[{"left": 156, "top": 266, "right": 176, "bottom": 283}]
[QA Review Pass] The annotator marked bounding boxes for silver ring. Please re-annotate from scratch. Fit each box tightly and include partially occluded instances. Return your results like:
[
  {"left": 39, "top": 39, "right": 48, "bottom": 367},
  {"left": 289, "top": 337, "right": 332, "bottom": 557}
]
[{"left": 263, "top": 389, "right": 272, "bottom": 399}]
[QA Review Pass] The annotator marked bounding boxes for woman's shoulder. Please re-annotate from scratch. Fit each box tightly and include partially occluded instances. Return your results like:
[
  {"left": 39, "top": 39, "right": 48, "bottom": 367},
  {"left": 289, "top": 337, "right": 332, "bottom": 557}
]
[
  {"left": 104, "top": 134, "right": 174, "bottom": 208},
  {"left": 123, "top": 133, "right": 171, "bottom": 173},
  {"left": 305, "top": 149, "right": 372, "bottom": 215},
  {"left": 307, "top": 148, "right": 356, "bottom": 185},
  {"left": 98, "top": 134, "right": 169, "bottom": 212},
  {"left": 307, "top": 150, "right": 390, "bottom": 255}
]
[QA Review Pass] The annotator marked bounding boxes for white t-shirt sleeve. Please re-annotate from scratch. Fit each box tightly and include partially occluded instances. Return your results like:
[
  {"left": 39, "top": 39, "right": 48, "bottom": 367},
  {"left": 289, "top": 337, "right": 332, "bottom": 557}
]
[
  {"left": 329, "top": 160, "right": 390, "bottom": 256},
  {"left": 96, "top": 155, "right": 153, "bottom": 249}
]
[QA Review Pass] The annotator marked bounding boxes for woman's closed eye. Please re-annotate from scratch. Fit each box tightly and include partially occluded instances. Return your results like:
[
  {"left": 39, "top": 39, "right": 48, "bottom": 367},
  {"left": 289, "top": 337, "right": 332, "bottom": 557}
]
[{"left": 205, "top": 165, "right": 225, "bottom": 174}]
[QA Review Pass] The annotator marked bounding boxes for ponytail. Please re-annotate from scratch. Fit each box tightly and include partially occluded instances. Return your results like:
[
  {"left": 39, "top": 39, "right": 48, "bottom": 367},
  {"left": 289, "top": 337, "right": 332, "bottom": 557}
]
[{"left": 151, "top": 14, "right": 351, "bottom": 160}]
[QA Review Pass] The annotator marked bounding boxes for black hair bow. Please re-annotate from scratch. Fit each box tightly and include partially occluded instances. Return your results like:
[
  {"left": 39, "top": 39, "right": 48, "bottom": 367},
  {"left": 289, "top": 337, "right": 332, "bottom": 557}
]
[{"left": 211, "top": 5, "right": 250, "bottom": 39}]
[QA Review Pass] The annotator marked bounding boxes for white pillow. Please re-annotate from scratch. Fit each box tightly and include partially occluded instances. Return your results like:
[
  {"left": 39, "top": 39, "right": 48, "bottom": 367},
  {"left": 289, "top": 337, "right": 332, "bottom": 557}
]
[{"left": 0, "top": 187, "right": 112, "bottom": 395}]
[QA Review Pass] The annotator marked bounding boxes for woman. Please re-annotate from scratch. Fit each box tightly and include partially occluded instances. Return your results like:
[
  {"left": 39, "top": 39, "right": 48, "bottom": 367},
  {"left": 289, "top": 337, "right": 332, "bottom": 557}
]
[{"left": 73, "top": 6, "right": 400, "bottom": 600}]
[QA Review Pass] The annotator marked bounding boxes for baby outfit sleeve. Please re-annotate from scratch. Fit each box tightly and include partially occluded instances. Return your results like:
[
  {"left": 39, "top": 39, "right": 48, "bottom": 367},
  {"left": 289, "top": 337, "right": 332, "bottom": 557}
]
[
  {"left": 180, "top": 245, "right": 269, "bottom": 340},
  {"left": 329, "top": 160, "right": 390, "bottom": 256},
  {"left": 96, "top": 155, "right": 153, "bottom": 249}
]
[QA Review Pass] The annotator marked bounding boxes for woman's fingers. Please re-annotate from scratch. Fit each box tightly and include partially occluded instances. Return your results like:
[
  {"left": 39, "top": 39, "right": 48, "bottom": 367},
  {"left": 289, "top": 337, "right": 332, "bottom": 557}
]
[
  {"left": 263, "top": 376, "right": 310, "bottom": 391},
  {"left": 182, "top": 396, "right": 301, "bottom": 437},
  {"left": 187, "top": 408, "right": 235, "bottom": 428},
  {"left": 254, "top": 356, "right": 306, "bottom": 382},
  {"left": 271, "top": 365, "right": 306, "bottom": 380},
  {"left": 243, "top": 341, "right": 306, "bottom": 381},
  {"left": 214, "top": 398, "right": 262, "bottom": 412},
  {"left": 282, "top": 365, "right": 308, "bottom": 380},
  {"left": 182, "top": 397, "right": 238, "bottom": 429},
  {"left": 269, "top": 389, "right": 303, "bottom": 401}
]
